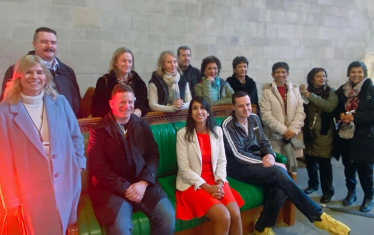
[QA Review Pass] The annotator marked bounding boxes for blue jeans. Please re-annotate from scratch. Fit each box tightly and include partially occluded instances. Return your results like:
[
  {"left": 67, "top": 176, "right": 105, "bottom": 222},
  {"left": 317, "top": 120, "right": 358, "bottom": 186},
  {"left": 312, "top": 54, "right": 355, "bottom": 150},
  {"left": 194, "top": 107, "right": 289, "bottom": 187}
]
[
  {"left": 228, "top": 163, "right": 322, "bottom": 232},
  {"left": 107, "top": 197, "right": 175, "bottom": 235}
]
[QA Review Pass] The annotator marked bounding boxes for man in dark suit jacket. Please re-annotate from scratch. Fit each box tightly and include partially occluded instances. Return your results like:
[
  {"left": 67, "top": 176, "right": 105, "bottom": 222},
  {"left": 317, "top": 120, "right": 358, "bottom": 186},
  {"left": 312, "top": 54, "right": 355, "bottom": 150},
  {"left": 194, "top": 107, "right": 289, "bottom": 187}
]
[
  {"left": 1, "top": 27, "right": 81, "bottom": 117},
  {"left": 87, "top": 84, "right": 175, "bottom": 235}
]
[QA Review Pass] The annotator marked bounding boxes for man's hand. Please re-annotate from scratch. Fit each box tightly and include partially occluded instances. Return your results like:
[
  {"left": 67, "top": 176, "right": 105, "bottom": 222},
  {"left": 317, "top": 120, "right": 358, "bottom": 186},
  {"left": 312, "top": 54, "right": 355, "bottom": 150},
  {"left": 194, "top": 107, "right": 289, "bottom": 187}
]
[
  {"left": 262, "top": 154, "right": 275, "bottom": 168},
  {"left": 283, "top": 129, "right": 295, "bottom": 140},
  {"left": 124, "top": 181, "right": 148, "bottom": 204},
  {"left": 274, "top": 162, "right": 287, "bottom": 171},
  {"left": 133, "top": 109, "right": 142, "bottom": 118}
]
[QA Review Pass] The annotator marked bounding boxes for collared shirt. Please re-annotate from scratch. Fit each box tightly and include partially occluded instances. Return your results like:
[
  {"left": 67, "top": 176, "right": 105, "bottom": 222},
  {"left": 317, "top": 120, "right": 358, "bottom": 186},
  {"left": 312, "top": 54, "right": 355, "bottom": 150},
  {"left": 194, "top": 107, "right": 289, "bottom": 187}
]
[{"left": 42, "top": 57, "right": 59, "bottom": 71}]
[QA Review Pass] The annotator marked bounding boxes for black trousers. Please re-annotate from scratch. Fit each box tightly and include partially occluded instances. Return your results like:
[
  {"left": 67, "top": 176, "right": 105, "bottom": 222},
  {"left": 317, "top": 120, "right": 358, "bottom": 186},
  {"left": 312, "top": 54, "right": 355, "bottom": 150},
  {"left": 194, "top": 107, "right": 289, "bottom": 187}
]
[
  {"left": 228, "top": 163, "right": 322, "bottom": 232},
  {"left": 341, "top": 140, "right": 374, "bottom": 199},
  {"left": 305, "top": 154, "right": 334, "bottom": 196}
]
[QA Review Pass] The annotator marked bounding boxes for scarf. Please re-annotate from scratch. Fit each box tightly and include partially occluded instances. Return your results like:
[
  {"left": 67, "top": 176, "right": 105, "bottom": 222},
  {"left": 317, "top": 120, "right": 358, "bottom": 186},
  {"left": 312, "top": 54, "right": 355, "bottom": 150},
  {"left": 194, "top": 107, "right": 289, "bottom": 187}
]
[
  {"left": 203, "top": 76, "right": 221, "bottom": 101},
  {"left": 162, "top": 71, "right": 181, "bottom": 104},
  {"left": 343, "top": 78, "right": 367, "bottom": 112}
]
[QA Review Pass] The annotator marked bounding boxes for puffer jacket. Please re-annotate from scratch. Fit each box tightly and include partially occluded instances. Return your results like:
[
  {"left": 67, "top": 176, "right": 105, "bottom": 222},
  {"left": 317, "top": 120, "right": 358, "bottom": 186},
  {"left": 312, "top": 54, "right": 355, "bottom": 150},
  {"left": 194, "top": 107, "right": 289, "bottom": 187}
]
[
  {"left": 260, "top": 80, "right": 305, "bottom": 157},
  {"left": 304, "top": 88, "right": 338, "bottom": 158}
]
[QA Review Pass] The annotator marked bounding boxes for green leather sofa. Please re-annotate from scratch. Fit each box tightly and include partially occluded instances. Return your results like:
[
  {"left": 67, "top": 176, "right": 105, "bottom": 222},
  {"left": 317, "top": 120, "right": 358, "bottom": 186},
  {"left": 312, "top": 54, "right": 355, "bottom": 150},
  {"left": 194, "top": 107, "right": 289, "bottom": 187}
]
[{"left": 76, "top": 118, "right": 288, "bottom": 235}]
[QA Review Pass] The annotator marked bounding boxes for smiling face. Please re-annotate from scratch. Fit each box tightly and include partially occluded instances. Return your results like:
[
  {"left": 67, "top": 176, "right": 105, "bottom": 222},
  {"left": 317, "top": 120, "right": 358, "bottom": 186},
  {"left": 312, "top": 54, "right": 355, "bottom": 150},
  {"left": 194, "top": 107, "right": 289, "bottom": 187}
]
[
  {"left": 32, "top": 32, "right": 58, "bottom": 63},
  {"left": 272, "top": 67, "right": 289, "bottom": 86},
  {"left": 204, "top": 62, "right": 218, "bottom": 78},
  {"left": 115, "top": 52, "right": 133, "bottom": 77},
  {"left": 233, "top": 95, "right": 252, "bottom": 119},
  {"left": 20, "top": 63, "right": 46, "bottom": 96},
  {"left": 312, "top": 70, "right": 327, "bottom": 88},
  {"left": 163, "top": 54, "right": 178, "bottom": 73},
  {"left": 349, "top": 66, "right": 365, "bottom": 85},
  {"left": 191, "top": 101, "right": 209, "bottom": 125},
  {"left": 109, "top": 91, "right": 135, "bottom": 122},
  {"left": 233, "top": 62, "right": 248, "bottom": 78}
]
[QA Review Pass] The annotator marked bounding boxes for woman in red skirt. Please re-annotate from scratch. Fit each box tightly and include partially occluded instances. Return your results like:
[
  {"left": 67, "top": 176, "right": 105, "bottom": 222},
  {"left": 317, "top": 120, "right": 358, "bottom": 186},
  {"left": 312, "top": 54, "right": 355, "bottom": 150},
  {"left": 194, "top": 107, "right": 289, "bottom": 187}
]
[{"left": 175, "top": 96, "right": 244, "bottom": 235}]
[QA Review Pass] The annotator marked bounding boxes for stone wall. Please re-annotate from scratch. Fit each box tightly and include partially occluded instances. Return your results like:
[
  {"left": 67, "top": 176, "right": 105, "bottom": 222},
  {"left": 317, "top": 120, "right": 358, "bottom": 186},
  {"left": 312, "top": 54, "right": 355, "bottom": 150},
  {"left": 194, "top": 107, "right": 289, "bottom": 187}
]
[{"left": 0, "top": 0, "right": 373, "bottom": 96}]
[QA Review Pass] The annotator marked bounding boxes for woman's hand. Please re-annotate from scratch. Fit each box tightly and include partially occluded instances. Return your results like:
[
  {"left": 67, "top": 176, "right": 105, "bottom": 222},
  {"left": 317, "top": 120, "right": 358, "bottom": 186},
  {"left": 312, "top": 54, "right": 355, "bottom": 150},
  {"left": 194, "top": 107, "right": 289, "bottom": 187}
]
[
  {"left": 340, "top": 113, "right": 354, "bottom": 124},
  {"left": 206, "top": 76, "right": 215, "bottom": 82},
  {"left": 202, "top": 183, "right": 224, "bottom": 200},
  {"left": 133, "top": 108, "right": 142, "bottom": 117},
  {"left": 299, "top": 84, "right": 309, "bottom": 97},
  {"left": 173, "top": 98, "right": 184, "bottom": 110},
  {"left": 283, "top": 129, "right": 295, "bottom": 140}
]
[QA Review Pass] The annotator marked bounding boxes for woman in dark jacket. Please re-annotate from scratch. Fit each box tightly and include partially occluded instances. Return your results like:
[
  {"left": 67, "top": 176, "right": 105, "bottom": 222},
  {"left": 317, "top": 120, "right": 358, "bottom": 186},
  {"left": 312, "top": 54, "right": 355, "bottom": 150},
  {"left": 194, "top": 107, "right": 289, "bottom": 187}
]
[
  {"left": 334, "top": 61, "right": 374, "bottom": 212},
  {"left": 227, "top": 56, "right": 260, "bottom": 116},
  {"left": 299, "top": 68, "right": 338, "bottom": 203},
  {"left": 91, "top": 47, "right": 149, "bottom": 118}
]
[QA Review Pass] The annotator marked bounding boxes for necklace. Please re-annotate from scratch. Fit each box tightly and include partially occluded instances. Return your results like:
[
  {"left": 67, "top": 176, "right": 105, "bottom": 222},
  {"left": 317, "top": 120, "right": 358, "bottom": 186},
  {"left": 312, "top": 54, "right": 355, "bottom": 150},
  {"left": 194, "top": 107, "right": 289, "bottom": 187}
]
[{"left": 22, "top": 102, "right": 44, "bottom": 143}]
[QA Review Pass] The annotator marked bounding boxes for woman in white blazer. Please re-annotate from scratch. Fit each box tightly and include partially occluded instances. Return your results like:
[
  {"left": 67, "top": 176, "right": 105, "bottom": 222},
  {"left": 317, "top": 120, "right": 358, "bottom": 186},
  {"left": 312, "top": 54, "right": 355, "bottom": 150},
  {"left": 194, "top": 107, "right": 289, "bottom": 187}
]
[
  {"left": 175, "top": 96, "right": 244, "bottom": 235},
  {"left": 260, "top": 62, "right": 305, "bottom": 169}
]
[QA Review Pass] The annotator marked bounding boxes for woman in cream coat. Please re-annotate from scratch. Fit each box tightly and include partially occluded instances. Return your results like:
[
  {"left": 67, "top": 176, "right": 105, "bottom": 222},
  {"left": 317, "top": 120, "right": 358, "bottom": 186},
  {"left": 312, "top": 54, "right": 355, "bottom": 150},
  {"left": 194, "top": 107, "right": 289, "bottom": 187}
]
[
  {"left": 260, "top": 62, "right": 305, "bottom": 167},
  {"left": 175, "top": 96, "right": 243, "bottom": 235}
]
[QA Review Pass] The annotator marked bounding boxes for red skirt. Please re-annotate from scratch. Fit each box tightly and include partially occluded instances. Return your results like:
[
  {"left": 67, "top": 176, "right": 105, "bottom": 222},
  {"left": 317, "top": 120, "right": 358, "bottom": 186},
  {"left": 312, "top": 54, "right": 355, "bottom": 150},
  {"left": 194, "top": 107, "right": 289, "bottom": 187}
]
[{"left": 175, "top": 182, "right": 244, "bottom": 220}]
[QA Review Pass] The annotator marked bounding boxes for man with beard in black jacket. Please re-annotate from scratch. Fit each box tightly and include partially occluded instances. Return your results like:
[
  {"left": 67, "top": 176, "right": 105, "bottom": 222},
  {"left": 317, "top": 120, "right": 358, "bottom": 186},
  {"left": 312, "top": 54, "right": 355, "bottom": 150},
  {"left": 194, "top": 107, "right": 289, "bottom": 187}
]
[
  {"left": 177, "top": 46, "right": 201, "bottom": 97},
  {"left": 1, "top": 27, "right": 81, "bottom": 117}
]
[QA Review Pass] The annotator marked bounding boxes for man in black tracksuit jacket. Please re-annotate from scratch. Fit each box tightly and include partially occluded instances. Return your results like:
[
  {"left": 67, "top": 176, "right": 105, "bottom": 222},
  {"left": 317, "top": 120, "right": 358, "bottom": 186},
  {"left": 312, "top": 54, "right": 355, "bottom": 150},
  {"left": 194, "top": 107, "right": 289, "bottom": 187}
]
[{"left": 221, "top": 91, "right": 350, "bottom": 235}]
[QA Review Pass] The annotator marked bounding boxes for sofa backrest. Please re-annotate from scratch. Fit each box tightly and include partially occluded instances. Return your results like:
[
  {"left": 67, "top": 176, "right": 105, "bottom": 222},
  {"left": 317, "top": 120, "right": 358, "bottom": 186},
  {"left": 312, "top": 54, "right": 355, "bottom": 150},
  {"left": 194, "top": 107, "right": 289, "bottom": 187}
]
[
  {"left": 150, "top": 123, "right": 179, "bottom": 178},
  {"left": 80, "top": 117, "right": 231, "bottom": 194}
]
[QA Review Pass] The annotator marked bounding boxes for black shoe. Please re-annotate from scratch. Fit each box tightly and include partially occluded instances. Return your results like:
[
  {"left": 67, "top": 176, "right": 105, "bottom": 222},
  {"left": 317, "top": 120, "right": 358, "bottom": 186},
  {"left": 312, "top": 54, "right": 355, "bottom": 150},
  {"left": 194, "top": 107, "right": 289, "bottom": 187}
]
[
  {"left": 320, "top": 194, "right": 332, "bottom": 203},
  {"left": 304, "top": 186, "right": 318, "bottom": 194},
  {"left": 360, "top": 198, "right": 373, "bottom": 212},
  {"left": 343, "top": 191, "right": 357, "bottom": 206}
]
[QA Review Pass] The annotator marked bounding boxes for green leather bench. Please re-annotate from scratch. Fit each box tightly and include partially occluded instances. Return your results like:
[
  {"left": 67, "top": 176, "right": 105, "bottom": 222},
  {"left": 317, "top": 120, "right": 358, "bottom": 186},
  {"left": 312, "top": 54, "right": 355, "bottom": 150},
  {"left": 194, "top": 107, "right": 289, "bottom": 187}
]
[{"left": 77, "top": 118, "right": 288, "bottom": 235}]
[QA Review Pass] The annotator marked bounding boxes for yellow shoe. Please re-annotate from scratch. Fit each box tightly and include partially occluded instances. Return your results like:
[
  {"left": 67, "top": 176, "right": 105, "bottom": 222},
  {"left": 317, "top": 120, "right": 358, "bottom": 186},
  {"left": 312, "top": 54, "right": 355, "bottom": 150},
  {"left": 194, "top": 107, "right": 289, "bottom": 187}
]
[
  {"left": 314, "top": 212, "right": 351, "bottom": 235},
  {"left": 253, "top": 227, "right": 275, "bottom": 235}
]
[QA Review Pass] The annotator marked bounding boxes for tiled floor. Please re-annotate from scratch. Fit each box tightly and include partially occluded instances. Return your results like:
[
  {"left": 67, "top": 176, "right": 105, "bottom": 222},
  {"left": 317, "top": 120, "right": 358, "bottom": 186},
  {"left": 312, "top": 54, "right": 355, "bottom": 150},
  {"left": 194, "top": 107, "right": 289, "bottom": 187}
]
[{"left": 271, "top": 158, "right": 373, "bottom": 235}]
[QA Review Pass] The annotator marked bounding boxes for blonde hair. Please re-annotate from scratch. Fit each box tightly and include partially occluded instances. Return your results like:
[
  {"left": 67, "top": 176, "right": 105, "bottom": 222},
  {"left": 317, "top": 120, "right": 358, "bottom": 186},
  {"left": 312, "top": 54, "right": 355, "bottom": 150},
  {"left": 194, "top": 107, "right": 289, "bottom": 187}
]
[
  {"left": 3, "top": 55, "right": 58, "bottom": 104},
  {"left": 109, "top": 47, "right": 134, "bottom": 79},
  {"left": 156, "top": 50, "right": 181, "bottom": 77}
]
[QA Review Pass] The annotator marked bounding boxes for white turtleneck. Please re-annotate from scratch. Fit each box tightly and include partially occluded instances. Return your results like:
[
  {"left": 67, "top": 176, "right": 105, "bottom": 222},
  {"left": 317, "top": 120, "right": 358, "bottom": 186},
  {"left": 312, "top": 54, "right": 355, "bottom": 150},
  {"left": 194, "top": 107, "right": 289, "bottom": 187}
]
[{"left": 21, "top": 91, "right": 52, "bottom": 175}]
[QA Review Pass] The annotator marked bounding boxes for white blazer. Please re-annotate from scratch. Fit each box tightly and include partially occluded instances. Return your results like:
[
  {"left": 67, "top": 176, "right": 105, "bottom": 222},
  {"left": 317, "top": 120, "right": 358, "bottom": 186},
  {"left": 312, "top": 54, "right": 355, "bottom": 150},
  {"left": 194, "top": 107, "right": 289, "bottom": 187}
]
[{"left": 176, "top": 126, "right": 227, "bottom": 191}]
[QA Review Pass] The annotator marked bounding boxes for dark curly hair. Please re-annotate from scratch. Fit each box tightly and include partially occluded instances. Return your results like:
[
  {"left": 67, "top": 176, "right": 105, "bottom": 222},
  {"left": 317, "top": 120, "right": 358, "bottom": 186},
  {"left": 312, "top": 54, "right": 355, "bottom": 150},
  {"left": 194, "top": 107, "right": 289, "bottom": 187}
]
[
  {"left": 184, "top": 96, "right": 217, "bottom": 142},
  {"left": 307, "top": 68, "right": 327, "bottom": 86},
  {"left": 232, "top": 56, "right": 248, "bottom": 68},
  {"left": 201, "top": 56, "right": 221, "bottom": 76}
]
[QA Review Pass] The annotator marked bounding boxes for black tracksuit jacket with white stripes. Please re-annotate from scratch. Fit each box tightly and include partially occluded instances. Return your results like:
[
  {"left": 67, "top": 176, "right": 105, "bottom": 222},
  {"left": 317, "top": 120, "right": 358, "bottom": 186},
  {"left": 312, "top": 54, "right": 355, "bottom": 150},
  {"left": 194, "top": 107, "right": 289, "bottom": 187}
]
[{"left": 221, "top": 111, "right": 275, "bottom": 167}]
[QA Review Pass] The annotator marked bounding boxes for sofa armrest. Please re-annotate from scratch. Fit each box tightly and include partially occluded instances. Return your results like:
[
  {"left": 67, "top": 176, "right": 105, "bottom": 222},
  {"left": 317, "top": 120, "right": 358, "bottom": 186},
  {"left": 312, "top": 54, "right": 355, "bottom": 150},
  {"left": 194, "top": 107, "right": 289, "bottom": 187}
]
[{"left": 275, "top": 152, "right": 287, "bottom": 164}]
